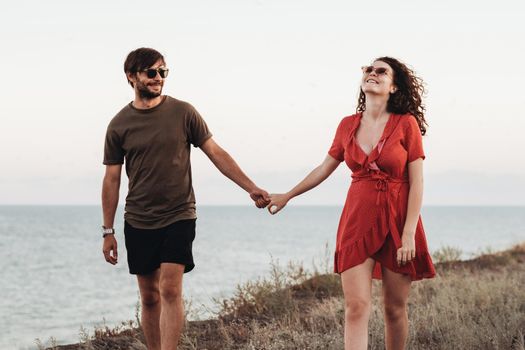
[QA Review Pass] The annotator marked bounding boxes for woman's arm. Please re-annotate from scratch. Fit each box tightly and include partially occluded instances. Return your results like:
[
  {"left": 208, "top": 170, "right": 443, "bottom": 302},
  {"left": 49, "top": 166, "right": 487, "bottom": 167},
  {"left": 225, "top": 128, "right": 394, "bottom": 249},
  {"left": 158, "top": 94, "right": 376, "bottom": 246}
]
[
  {"left": 404, "top": 158, "right": 424, "bottom": 233},
  {"left": 397, "top": 158, "right": 424, "bottom": 265},
  {"left": 268, "top": 154, "right": 341, "bottom": 214}
]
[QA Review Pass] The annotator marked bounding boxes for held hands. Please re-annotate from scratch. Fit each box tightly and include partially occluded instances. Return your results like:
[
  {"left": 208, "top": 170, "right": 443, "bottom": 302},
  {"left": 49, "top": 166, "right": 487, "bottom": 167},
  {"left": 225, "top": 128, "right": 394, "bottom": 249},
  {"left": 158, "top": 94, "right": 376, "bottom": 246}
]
[
  {"left": 396, "top": 231, "right": 416, "bottom": 266},
  {"left": 249, "top": 186, "right": 291, "bottom": 215}
]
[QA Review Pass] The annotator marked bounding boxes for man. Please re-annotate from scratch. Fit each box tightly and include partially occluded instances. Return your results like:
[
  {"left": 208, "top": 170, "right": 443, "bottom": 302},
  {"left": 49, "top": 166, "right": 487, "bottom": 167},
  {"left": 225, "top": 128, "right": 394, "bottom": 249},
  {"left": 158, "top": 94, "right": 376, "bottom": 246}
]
[{"left": 101, "top": 47, "right": 269, "bottom": 350}]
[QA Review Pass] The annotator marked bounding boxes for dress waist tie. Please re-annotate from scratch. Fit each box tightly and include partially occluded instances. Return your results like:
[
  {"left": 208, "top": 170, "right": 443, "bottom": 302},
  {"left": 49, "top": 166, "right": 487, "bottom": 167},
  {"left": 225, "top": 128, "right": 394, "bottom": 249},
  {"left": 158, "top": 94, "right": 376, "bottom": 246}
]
[{"left": 351, "top": 171, "right": 409, "bottom": 248}]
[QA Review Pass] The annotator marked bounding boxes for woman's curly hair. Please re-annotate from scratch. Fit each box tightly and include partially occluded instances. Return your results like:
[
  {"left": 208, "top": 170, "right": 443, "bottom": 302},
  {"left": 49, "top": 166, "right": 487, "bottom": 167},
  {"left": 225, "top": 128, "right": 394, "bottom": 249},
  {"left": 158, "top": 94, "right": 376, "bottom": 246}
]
[{"left": 357, "top": 56, "right": 428, "bottom": 135}]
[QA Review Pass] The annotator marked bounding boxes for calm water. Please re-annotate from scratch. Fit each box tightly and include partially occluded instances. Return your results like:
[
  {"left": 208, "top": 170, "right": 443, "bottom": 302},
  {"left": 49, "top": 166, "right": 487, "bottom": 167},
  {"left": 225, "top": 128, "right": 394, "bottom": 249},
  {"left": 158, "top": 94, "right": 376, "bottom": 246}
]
[{"left": 0, "top": 205, "right": 524, "bottom": 349}]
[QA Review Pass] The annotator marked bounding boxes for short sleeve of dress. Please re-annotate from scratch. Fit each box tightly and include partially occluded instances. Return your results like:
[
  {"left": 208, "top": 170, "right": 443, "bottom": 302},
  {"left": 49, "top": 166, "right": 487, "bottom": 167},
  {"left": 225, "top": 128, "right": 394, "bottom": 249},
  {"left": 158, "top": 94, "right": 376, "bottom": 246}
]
[
  {"left": 328, "top": 118, "right": 348, "bottom": 162},
  {"left": 186, "top": 105, "right": 213, "bottom": 147},
  {"left": 103, "top": 125, "right": 125, "bottom": 165},
  {"left": 404, "top": 115, "right": 425, "bottom": 162}
]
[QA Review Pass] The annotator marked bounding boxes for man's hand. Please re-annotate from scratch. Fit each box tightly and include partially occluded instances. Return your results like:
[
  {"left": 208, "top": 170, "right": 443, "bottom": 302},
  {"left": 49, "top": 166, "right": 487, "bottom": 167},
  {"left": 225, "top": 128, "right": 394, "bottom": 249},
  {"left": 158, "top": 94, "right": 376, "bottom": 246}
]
[
  {"left": 103, "top": 235, "right": 118, "bottom": 265},
  {"left": 250, "top": 187, "right": 270, "bottom": 208}
]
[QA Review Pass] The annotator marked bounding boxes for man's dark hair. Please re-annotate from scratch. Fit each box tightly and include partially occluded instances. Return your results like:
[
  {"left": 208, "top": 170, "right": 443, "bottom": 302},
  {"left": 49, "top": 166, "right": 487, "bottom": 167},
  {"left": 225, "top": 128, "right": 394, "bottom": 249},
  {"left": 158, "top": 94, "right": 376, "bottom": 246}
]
[{"left": 124, "top": 48, "right": 165, "bottom": 87}]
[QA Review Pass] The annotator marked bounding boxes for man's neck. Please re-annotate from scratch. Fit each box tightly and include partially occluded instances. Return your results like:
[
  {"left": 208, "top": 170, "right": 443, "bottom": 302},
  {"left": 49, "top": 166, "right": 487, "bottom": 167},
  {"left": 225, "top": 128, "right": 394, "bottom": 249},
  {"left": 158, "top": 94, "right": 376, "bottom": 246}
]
[{"left": 132, "top": 95, "right": 164, "bottom": 110}]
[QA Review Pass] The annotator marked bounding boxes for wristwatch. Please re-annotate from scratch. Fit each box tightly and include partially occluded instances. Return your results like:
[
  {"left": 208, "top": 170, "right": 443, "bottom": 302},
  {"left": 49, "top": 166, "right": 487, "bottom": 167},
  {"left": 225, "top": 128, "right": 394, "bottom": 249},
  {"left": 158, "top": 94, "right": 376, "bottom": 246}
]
[{"left": 102, "top": 226, "right": 115, "bottom": 238}]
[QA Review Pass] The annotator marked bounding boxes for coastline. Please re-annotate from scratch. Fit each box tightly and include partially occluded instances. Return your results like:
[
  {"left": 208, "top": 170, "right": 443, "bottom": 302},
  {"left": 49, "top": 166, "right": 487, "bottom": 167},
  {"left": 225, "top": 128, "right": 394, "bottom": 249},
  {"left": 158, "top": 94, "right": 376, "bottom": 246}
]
[{"left": 39, "top": 243, "right": 525, "bottom": 350}]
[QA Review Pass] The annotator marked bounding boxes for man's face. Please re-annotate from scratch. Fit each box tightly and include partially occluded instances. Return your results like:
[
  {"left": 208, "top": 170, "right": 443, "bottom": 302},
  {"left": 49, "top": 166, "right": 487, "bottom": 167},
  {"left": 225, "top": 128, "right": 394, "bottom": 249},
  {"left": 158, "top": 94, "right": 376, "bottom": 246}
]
[{"left": 130, "top": 59, "right": 167, "bottom": 99}]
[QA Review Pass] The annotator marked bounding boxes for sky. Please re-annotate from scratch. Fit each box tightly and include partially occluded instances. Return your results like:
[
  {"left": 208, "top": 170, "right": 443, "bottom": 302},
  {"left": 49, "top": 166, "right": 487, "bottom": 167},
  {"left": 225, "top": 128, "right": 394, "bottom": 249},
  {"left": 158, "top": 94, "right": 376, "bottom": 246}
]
[{"left": 0, "top": 0, "right": 524, "bottom": 205}]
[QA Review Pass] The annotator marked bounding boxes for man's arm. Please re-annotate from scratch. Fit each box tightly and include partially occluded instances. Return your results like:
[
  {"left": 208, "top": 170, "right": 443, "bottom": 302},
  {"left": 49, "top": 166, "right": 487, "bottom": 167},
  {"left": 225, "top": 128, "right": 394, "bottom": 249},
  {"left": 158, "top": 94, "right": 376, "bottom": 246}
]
[
  {"left": 101, "top": 164, "right": 122, "bottom": 264},
  {"left": 200, "top": 138, "right": 269, "bottom": 206}
]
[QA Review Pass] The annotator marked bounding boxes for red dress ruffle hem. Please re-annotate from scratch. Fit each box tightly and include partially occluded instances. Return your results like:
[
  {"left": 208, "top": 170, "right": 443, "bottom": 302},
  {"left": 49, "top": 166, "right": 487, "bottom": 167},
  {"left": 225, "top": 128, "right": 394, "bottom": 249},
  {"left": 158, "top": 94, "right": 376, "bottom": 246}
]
[{"left": 328, "top": 113, "right": 436, "bottom": 281}]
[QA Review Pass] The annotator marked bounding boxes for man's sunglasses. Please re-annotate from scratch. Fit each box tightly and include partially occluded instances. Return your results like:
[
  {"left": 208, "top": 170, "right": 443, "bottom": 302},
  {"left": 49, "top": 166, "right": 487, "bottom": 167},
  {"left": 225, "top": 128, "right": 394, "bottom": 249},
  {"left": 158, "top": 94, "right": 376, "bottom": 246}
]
[
  {"left": 141, "top": 67, "right": 169, "bottom": 79},
  {"left": 361, "top": 66, "right": 390, "bottom": 76}
]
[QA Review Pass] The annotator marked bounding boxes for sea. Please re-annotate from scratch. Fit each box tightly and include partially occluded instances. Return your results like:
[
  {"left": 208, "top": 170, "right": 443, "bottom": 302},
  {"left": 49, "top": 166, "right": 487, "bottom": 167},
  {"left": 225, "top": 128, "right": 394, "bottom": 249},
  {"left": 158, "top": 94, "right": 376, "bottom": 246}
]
[{"left": 0, "top": 205, "right": 524, "bottom": 350}]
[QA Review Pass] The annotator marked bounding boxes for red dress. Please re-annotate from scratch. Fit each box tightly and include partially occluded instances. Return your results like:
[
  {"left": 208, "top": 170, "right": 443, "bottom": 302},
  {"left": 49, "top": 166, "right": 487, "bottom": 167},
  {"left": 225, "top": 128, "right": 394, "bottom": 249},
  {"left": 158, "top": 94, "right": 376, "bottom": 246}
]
[{"left": 328, "top": 113, "right": 435, "bottom": 280}]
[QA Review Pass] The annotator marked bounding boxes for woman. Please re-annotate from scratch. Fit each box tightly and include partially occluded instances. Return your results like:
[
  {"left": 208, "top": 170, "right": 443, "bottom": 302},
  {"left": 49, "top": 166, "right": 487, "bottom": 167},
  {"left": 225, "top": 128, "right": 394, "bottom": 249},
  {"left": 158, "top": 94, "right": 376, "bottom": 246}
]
[{"left": 267, "top": 57, "right": 436, "bottom": 350}]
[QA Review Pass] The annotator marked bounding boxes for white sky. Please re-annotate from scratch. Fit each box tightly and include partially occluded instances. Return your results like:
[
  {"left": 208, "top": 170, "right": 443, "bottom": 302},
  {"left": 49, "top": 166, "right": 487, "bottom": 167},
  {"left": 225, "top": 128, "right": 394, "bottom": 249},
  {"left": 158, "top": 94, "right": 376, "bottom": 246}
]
[{"left": 1, "top": 0, "right": 524, "bottom": 205}]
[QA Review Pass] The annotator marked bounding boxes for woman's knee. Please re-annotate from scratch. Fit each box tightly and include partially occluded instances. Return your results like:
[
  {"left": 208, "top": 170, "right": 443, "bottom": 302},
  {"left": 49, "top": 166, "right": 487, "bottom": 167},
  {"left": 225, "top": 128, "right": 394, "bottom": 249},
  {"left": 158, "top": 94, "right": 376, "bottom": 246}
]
[
  {"left": 345, "top": 297, "right": 371, "bottom": 322},
  {"left": 383, "top": 301, "right": 407, "bottom": 322}
]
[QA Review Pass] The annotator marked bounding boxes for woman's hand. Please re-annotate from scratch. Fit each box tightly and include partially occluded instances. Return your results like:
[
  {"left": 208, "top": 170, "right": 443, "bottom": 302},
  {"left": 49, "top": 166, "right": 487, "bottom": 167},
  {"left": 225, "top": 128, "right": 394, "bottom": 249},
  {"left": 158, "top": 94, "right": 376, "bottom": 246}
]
[
  {"left": 397, "top": 231, "right": 416, "bottom": 266},
  {"left": 267, "top": 193, "right": 291, "bottom": 215}
]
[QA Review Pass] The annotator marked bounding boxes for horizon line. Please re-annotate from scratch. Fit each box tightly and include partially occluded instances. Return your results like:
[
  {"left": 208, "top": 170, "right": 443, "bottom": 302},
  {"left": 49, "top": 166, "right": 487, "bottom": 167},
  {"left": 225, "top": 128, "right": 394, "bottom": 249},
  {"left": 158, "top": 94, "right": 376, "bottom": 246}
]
[{"left": 0, "top": 204, "right": 524, "bottom": 208}]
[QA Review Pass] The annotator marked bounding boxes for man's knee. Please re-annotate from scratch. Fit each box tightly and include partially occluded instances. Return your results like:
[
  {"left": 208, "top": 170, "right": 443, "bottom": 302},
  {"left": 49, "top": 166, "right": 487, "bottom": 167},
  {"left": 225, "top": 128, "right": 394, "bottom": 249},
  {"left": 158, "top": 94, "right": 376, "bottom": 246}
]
[
  {"left": 140, "top": 288, "right": 160, "bottom": 307},
  {"left": 159, "top": 282, "right": 183, "bottom": 303}
]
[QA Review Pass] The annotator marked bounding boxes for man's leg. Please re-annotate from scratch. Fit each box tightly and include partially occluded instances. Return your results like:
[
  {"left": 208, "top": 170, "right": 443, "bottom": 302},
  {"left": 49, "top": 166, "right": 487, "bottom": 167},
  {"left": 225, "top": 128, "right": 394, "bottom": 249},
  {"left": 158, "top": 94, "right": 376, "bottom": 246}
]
[
  {"left": 159, "top": 262, "right": 185, "bottom": 350},
  {"left": 137, "top": 269, "right": 160, "bottom": 350},
  {"left": 137, "top": 269, "right": 162, "bottom": 350}
]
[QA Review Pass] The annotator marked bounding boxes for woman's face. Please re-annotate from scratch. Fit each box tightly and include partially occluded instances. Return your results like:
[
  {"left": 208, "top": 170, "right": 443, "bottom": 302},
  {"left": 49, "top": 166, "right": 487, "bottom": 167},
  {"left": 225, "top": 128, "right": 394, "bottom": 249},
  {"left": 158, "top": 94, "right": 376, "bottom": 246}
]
[{"left": 360, "top": 60, "right": 397, "bottom": 97}]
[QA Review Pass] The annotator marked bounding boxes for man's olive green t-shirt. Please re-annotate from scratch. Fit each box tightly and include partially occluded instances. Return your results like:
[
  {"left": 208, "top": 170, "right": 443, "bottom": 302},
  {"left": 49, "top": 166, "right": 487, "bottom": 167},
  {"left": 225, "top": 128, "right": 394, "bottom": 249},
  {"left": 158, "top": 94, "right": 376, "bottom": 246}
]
[{"left": 103, "top": 96, "right": 212, "bottom": 229}]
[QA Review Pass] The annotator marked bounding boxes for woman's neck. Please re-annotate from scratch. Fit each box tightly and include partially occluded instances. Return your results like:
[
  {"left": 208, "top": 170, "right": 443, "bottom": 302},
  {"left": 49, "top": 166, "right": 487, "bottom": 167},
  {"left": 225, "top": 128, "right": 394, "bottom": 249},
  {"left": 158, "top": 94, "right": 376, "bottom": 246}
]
[{"left": 363, "top": 96, "right": 389, "bottom": 121}]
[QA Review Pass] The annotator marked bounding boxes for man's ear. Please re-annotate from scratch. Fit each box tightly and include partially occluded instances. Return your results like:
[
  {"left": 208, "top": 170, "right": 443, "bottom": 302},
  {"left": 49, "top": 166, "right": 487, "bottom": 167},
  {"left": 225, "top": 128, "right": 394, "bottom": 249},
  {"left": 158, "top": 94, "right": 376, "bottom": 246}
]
[{"left": 126, "top": 72, "right": 137, "bottom": 87}]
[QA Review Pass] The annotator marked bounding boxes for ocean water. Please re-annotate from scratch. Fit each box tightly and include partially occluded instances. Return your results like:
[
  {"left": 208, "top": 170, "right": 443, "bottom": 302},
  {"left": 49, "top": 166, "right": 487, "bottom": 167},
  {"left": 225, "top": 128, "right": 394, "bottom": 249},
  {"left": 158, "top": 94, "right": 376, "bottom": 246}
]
[{"left": 0, "top": 205, "right": 524, "bottom": 349}]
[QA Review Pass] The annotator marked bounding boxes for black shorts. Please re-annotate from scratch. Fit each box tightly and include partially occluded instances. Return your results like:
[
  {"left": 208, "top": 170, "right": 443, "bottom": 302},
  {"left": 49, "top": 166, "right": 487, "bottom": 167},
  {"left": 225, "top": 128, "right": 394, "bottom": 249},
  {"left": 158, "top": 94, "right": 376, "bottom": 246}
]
[{"left": 124, "top": 219, "right": 196, "bottom": 275}]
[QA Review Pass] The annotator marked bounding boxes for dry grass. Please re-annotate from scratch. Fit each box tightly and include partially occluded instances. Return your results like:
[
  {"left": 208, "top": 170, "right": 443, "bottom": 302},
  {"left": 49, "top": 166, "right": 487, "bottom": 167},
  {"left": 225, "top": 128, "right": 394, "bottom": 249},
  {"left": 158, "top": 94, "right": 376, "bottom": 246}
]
[{"left": 49, "top": 244, "right": 525, "bottom": 350}]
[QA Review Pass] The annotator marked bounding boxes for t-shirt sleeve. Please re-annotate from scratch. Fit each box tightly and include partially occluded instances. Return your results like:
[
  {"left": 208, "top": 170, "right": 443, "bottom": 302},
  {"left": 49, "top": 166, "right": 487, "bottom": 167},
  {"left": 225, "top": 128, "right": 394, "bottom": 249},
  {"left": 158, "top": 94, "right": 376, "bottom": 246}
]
[
  {"left": 405, "top": 116, "right": 425, "bottom": 162},
  {"left": 327, "top": 118, "right": 347, "bottom": 162},
  {"left": 186, "top": 105, "right": 213, "bottom": 147},
  {"left": 103, "top": 125, "right": 125, "bottom": 165}
]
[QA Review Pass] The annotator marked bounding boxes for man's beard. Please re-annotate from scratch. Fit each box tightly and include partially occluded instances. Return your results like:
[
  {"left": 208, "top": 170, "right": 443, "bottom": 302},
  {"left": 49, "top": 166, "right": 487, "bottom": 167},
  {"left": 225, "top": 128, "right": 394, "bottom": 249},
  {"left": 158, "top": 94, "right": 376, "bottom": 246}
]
[{"left": 136, "top": 80, "right": 163, "bottom": 99}]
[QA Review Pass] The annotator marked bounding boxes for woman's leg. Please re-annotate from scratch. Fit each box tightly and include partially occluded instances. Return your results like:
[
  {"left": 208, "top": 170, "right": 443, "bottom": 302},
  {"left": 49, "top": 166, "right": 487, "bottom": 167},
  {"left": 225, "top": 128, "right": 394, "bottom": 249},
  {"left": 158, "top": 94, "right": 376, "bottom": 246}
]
[
  {"left": 341, "top": 258, "right": 376, "bottom": 350},
  {"left": 381, "top": 266, "right": 412, "bottom": 350}
]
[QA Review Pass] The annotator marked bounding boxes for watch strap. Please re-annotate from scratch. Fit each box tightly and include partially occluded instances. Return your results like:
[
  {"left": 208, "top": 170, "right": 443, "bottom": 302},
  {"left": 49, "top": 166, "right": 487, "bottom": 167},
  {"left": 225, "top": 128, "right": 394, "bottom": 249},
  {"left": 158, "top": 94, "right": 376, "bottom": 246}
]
[{"left": 102, "top": 226, "right": 115, "bottom": 237}]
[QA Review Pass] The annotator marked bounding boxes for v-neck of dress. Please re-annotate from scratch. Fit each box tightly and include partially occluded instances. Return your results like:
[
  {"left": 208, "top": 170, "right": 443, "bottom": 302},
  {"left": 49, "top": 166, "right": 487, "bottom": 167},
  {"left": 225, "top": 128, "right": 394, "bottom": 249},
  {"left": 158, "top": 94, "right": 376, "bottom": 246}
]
[{"left": 355, "top": 112, "right": 392, "bottom": 157}]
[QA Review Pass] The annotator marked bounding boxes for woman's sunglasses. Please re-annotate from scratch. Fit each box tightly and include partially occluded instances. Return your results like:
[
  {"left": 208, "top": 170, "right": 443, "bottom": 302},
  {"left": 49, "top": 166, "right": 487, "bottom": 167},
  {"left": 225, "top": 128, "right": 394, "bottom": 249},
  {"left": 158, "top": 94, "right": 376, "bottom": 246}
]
[
  {"left": 142, "top": 67, "right": 169, "bottom": 79},
  {"left": 361, "top": 66, "right": 390, "bottom": 76}
]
